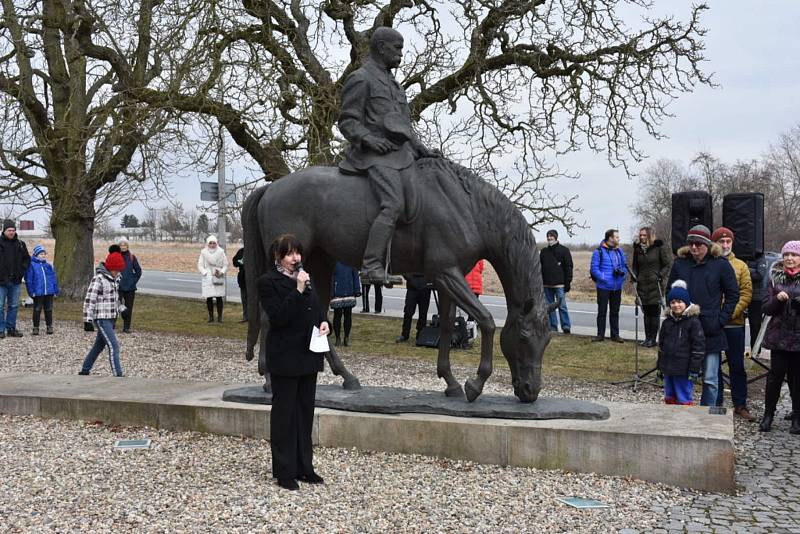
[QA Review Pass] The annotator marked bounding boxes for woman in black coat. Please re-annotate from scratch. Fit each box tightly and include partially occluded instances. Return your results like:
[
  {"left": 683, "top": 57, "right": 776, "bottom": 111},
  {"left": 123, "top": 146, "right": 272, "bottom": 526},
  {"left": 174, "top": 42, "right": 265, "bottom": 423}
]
[
  {"left": 632, "top": 227, "right": 672, "bottom": 347},
  {"left": 257, "top": 234, "right": 329, "bottom": 491}
]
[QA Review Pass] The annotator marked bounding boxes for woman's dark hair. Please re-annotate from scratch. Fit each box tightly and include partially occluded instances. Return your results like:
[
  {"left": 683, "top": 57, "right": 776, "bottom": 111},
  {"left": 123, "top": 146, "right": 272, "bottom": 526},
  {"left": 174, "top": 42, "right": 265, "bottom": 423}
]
[{"left": 270, "top": 234, "right": 303, "bottom": 262}]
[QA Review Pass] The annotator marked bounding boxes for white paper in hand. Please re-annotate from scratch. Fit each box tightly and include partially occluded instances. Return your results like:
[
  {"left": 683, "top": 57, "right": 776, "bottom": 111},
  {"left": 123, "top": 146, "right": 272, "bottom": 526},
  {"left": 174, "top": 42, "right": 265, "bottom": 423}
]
[{"left": 309, "top": 326, "right": 330, "bottom": 353}]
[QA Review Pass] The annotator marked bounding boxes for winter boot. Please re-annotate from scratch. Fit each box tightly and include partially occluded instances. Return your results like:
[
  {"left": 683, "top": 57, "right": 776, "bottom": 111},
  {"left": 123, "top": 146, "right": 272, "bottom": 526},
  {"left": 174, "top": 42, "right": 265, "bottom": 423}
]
[
  {"left": 46, "top": 325, "right": 54, "bottom": 335},
  {"left": 31, "top": 327, "right": 39, "bottom": 335},
  {"left": 759, "top": 412, "right": 774, "bottom": 432},
  {"left": 791, "top": 414, "right": 800, "bottom": 435},
  {"left": 334, "top": 336, "right": 341, "bottom": 347},
  {"left": 207, "top": 313, "right": 215, "bottom": 323},
  {"left": 343, "top": 337, "right": 350, "bottom": 347}
]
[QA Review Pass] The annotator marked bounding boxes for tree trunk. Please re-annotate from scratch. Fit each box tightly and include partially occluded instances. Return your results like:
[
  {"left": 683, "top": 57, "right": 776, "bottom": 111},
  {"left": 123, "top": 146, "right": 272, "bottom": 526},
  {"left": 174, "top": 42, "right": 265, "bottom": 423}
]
[{"left": 50, "top": 199, "right": 96, "bottom": 300}]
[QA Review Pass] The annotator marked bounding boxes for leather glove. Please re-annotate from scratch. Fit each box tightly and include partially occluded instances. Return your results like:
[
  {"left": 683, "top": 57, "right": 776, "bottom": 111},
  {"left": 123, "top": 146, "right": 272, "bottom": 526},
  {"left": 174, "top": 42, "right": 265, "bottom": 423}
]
[
  {"left": 564, "top": 285, "right": 570, "bottom": 293},
  {"left": 688, "top": 371, "right": 700, "bottom": 383},
  {"left": 84, "top": 321, "right": 95, "bottom": 332}
]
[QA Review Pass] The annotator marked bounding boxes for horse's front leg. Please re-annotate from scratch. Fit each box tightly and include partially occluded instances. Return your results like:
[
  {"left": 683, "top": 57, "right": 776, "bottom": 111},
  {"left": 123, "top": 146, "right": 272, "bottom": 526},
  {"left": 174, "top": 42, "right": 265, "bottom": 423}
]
[
  {"left": 437, "top": 268, "right": 496, "bottom": 402},
  {"left": 434, "top": 288, "right": 463, "bottom": 397}
]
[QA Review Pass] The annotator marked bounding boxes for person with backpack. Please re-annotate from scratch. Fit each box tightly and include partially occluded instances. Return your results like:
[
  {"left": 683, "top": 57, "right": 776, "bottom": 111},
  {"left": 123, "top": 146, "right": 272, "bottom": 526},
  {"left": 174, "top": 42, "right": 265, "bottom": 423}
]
[
  {"left": 24, "top": 245, "right": 59, "bottom": 335},
  {"left": 590, "top": 229, "right": 628, "bottom": 343}
]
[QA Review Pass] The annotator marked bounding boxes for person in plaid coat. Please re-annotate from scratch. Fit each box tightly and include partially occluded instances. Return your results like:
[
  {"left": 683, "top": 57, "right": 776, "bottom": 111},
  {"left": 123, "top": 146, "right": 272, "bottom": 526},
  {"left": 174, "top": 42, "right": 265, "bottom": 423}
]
[{"left": 79, "top": 252, "right": 126, "bottom": 377}]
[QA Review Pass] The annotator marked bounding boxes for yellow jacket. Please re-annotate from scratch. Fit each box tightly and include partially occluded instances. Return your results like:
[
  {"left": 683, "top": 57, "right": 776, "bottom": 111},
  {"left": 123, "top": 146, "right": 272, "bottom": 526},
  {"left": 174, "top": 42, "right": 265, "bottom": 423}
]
[{"left": 724, "top": 252, "right": 752, "bottom": 326}]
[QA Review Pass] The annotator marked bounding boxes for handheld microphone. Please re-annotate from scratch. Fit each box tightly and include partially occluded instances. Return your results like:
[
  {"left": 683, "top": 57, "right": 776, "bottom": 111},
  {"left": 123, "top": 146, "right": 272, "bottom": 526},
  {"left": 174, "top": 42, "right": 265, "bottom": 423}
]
[{"left": 297, "top": 262, "right": 312, "bottom": 291}]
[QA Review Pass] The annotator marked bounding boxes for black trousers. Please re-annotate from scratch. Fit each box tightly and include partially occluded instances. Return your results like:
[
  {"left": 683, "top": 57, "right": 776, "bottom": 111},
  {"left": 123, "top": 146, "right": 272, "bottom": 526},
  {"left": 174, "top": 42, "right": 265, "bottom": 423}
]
[
  {"left": 206, "top": 297, "right": 223, "bottom": 317},
  {"left": 120, "top": 290, "right": 136, "bottom": 330},
  {"left": 362, "top": 284, "right": 382, "bottom": 313},
  {"left": 401, "top": 286, "right": 431, "bottom": 338},
  {"left": 333, "top": 307, "right": 353, "bottom": 339},
  {"left": 763, "top": 350, "right": 800, "bottom": 415},
  {"left": 32, "top": 295, "right": 54, "bottom": 327},
  {"left": 596, "top": 289, "right": 622, "bottom": 338},
  {"left": 270, "top": 373, "right": 317, "bottom": 479}
]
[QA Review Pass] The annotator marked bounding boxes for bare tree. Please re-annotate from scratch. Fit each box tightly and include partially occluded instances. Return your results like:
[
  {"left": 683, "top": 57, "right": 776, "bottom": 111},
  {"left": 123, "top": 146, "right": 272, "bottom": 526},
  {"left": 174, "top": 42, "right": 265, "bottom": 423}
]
[
  {"left": 77, "top": 0, "right": 712, "bottom": 235},
  {"left": 765, "top": 125, "right": 800, "bottom": 249},
  {"left": 0, "top": 0, "right": 201, "bottom": 296}
]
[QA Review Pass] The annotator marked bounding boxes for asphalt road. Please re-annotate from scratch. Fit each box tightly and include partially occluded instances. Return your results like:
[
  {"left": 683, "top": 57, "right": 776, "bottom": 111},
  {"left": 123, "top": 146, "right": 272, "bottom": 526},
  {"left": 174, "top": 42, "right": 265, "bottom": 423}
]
[{"left": 137, "top": 269, "right": 643, "bottom": 339}]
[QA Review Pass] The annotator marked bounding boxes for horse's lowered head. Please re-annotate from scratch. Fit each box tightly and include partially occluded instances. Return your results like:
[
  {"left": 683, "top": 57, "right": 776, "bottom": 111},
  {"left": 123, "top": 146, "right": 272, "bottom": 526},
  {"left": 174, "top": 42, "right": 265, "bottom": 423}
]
[{"left": 500, "top": 297, "right": 555, "bottom": 403}]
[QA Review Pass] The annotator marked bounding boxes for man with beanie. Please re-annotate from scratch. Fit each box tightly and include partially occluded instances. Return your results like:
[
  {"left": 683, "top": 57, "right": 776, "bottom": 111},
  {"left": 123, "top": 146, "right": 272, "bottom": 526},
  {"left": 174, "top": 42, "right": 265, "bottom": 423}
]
[
  {"left": 668, "top": 224, "right": 739, "bottom": 406},
  {"left": 657, "top": 280, "right": 705, "bottom": 405},
  {"left": 540, "top": 229, "right": 573, "bottom": 334},
  {"left": 79, "top": 252, "right": 126, "bottom": 377},
  {"left": 712, "top": 227, "right": 755, "bottom": 420},
  {"left": 0, "top": 219, "right": 31, "bottom": 338}
]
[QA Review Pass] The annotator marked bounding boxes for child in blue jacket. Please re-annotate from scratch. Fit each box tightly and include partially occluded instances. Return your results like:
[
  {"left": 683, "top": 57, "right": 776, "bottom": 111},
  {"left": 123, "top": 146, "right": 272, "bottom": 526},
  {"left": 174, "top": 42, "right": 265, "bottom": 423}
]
[{"left": 24, "top": 244, "right": 59, "bottom": 335}]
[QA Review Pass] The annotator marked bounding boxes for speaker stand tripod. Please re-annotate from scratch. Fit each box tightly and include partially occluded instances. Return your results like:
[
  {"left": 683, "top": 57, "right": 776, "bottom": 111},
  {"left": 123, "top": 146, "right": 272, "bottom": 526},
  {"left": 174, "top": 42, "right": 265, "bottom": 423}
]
[{"left": 612, "top": 276, "right": 660, "bottom": 391}]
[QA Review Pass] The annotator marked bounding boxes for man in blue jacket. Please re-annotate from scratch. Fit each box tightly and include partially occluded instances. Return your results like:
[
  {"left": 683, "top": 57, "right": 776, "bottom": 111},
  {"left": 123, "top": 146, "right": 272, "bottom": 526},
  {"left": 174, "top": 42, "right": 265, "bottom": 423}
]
[
  {"left": 591, "top": 229, "right": 628, "bottom": 343},
  {"left": 668, "top": 225, "right": 739, "bottom": 406}
]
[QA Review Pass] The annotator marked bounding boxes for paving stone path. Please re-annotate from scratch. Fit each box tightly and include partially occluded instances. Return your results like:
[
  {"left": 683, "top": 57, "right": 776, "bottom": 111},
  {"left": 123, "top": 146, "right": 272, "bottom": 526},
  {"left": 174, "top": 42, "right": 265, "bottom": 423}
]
[{"left": 626, "top": 391, "right": 800, "bottom": 534}]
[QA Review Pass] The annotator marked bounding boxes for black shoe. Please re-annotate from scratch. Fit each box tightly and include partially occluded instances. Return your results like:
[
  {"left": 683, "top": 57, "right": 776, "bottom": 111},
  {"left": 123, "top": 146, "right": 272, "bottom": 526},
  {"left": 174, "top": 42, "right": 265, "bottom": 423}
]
[
  {"left": 759, "top": 414, "right": 774, "bottom": 432},
  {"left": 122, "top": 328, "right": 131, "bottom": 334},
  {"left": 610, "top": 336, "right": 625, "bottom": 344},
  {"left": 785, "top": 411, "right": 795, "bottom": 421},
  {"left": 334, "top": 337, "right": 341, "bottom": 347},
  {"left": 6, "top": 329, "right": 23, "bottom": 338},
  {"left": 343, "top": 337, "right": 349, "bottom": 347},
  {"left": 395, "top": 335, "right": 409, "bottom": 343},
  {"left": 78, "top": 371, "right": 89, "bottom": 376},
  {"left": 277, "top": 478, "right": 299, "bottom": 491},
  {"left": 238, "top": 318, "right": 248, "bottom": 323},
  {"left": 562, "top": 329, "right": 570, "bottom": 335},
  {"left": 31, "top": 327, "right": 39, "bottom": 336},
  {"left": 299, "top": 472, "right": 324, "bottom": 484},
  {"left": 0, "top": 331, "right": 4, "bottom": 339},
  {"left": 217, "top": 316, "right": 223, "bottom": 323},
  {"left": 791, "top": 416, "right": 800, "bottom": 435},
  {"left": 591, "top": 336, "right": 604, "bottom": 342},
  {"left": 207, "top": 316, "right": 214, "bottom": 323},
  {"left": 46, "top": 326, "right": 54, "bottom": 335},
  {"left": 361, "top": 308, "right": 369, "bottom": 313}
]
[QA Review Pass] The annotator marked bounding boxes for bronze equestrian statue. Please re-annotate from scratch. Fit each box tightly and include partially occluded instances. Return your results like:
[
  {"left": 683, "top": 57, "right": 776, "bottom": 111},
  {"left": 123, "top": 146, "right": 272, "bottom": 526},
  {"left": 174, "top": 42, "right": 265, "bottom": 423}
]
[{"left": 243, "top": 28, "right": 555, "bottom": 403}]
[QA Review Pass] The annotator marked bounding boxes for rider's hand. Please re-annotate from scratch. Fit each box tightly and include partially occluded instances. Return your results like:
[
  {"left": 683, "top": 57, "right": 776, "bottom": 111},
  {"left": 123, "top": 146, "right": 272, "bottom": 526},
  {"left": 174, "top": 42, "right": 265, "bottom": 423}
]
[
  {"left": 777, "top": 291, "right": 790, "bottom": 302},
  {"left": 363, "top": 135, "right": 397, "bottom": 154}
]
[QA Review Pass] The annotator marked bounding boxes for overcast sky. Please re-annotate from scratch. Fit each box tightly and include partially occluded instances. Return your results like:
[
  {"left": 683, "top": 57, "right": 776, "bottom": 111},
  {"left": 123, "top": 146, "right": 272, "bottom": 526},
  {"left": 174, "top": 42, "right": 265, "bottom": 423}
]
[{"left": 118, "top": 1, "right": 800, "bottom": 246}]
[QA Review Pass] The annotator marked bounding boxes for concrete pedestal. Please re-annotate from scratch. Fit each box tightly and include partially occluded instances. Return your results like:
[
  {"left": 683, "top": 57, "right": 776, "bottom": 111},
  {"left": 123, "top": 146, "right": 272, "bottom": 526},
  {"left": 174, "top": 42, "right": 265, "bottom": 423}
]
[{"left": 0, "top": 373, "right": 734, "bottom": 492}]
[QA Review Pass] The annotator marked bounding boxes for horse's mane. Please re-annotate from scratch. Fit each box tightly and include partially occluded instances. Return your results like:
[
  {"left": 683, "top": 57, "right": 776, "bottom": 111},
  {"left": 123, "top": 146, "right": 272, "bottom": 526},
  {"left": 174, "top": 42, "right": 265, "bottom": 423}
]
[{"left": 420, "top": 159, "right": 542, "bottom": 307}]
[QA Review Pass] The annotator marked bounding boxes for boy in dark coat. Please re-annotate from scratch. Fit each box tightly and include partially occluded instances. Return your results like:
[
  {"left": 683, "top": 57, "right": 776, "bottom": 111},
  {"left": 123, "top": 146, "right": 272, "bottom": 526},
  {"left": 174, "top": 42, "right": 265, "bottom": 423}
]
[{"left": 657, "top": 280, "right": 705, "bottom": 405}]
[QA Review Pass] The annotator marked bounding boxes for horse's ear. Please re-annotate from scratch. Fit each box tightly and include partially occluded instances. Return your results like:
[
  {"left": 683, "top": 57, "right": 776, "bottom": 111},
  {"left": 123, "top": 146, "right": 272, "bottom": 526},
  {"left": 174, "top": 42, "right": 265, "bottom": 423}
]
[{"left": 522, "top": 298, "right": 534, "bottom": 315}]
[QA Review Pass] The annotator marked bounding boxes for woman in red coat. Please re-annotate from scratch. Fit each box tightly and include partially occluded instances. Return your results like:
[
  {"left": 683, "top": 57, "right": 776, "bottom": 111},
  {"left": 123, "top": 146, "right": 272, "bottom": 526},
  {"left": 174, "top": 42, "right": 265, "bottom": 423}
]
[{"left": 465, "top": 260, "right": 484, "bottom": 296}]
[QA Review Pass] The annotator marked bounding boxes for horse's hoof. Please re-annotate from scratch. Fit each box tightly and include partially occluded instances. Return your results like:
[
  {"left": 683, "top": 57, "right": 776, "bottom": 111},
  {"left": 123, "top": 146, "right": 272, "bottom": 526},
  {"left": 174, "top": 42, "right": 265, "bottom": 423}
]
[
  {"left": 445, "top": 384, "right": 464, "bottom": 397},
  {"left": 262, "top": 382, "right": 272, "bottom": 394},
  {"left": 245, "top": 350, "right": 255, "bottom": 362},
  {"left": 342, "top": 377, "right": 362, "bottom": 390},
  {"left": 464, "top": 378, "right": 482, "bottom": 402}
]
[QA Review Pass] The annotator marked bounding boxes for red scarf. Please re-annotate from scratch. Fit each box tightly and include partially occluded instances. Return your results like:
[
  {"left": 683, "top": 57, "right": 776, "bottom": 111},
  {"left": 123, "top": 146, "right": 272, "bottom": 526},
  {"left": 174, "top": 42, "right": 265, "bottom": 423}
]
[{"left": 786, "top": 266, "right": 800, "bottom": 277}]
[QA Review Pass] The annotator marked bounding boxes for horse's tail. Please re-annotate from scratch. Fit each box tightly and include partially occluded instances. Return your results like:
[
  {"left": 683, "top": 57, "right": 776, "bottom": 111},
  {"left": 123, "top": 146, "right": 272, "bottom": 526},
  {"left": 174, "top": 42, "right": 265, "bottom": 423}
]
[{"left": 243, "top": 183, "right": 270, "bottom": 363}]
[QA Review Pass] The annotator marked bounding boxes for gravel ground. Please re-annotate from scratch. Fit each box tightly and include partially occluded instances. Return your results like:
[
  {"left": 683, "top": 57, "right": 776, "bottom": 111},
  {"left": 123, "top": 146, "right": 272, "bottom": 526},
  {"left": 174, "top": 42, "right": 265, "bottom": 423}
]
[
  {"left": 0, "top": 413, "right": 689, "bottom": 533},
  {"left": 0, "top": 322, "right": 781, "bottom": 533}
]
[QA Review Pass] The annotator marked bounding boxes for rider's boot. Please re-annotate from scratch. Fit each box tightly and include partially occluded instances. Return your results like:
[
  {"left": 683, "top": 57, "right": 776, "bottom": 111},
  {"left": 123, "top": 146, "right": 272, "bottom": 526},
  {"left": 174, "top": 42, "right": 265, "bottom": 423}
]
[{"left": 360, "top": 220, "right": 393, "bottom": 285}]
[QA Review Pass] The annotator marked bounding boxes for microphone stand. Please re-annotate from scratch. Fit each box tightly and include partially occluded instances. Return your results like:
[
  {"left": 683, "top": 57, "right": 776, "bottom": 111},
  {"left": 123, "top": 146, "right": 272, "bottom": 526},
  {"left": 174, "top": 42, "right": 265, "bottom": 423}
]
[{"left": 612, "top": 266, "right": 659, "bottom": 391}]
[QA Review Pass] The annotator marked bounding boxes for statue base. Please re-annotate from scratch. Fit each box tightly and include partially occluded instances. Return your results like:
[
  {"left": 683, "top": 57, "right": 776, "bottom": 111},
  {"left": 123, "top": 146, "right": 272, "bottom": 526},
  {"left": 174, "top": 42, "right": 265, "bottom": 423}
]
[{"left": 222, "top": 384, "right": 609, "bottom": 421}]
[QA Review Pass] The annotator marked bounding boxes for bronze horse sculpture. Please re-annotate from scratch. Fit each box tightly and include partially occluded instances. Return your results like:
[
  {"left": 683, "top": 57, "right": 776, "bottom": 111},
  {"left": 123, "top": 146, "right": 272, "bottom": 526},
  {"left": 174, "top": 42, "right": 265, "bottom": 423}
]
[{"left": 243, "top": 159, "right": 554, "bottom": 403}]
